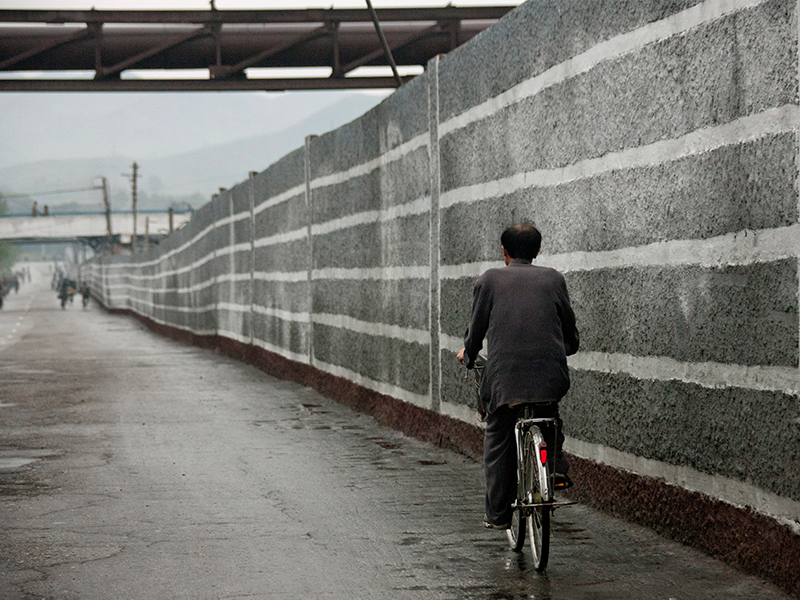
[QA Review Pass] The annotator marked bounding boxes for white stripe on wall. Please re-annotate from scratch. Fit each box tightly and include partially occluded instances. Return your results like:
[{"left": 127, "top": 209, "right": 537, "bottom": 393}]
[
  {"left": 565, "top": 436, "right": 800, "bottom": 533},
  {"left": 106, "top": 213, "right": 241, "bottom": 269},
  {"left": 107, "top": 291, "right": 430, "bottom": 352},
  {"left": 440, "top": 333, "right": 486, "bottom": 356},
  {"left": 440, "top": 333, "right": 465, "bottom": 353},
  {"left": 441, "top": 399, "right": 485, "bottom": 428},
  {"left": 253, "top": 270, "right": 309, "bottom": 283},
  {"left": 439, "top": 224, "right": 800, "bottom": 280},
  {"left": 313, "top": 357, "right": 431, "bottom": 409},
  {"left": 439, "top": 261, "right": 503, "bottom": 281},
  {"left": 114, "top": 301, "right": 310, "bottom": 367},
  {"left": 440, "top": 105, "right": 799, "bottom": 209},
  {"left": 310, "top": 133, "right": 429, "bottom": 191},
  {"left": 217, "top": 302, "right": 249, "bottom": 313},
  {"left": 105, "top": 149, "right": 431, "bottom": 275},
  {"left": 571, "top": 351, "right": 799, "bottom": 396},
  {"left": 312, "top": 265, "right": 430, "bottom": 281},
  {"left": 313, "top": 312, "right": 429, "bottom": 346},
  {"left": 127, "top": 296, "right": 216, "bottom": 313},
  {"left": 539, "top": 224, "right": 800, "bottom": 273},
  {"left": 438, "top": 0, "right": 770, "bottom": 138},
  {"left": 440, "top": 333, "right": 798, "bottom": 396},
  {"left": 253, "top": 183, "right": 306, "bottom": 216},
  {"left": 109, "top": 272, "right": 252, "bottom": 295},
  {"left": 253, "top": 305, "right": 311, "bottom": 323},
  {"left": 105, "top": 246, "right": 223, "bottom": 279},
  {"left": 311, "top": 196, "right": 431, "bottom": 237},
  {"left": 254, "top": 227, "right": 308, "bottom": 248}
]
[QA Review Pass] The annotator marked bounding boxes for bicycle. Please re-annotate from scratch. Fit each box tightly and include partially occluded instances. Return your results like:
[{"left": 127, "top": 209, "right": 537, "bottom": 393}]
[{"left": 468, "top": 354, "right": 573, "bottom": 571}]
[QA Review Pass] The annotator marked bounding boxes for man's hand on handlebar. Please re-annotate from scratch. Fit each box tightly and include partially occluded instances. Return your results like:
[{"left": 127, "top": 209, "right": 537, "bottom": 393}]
[{"left": 457, "top": 348, "right": 466, "bottom": 365}]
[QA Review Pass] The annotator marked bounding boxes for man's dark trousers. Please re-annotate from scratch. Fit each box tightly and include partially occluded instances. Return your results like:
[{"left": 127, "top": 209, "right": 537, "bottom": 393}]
[{"left": 484, "top": 401, "right": 567, "bottom": 527}]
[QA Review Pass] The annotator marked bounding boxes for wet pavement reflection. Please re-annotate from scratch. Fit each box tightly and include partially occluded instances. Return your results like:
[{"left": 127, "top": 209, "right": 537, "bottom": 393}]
[{"left": 0, "top": 271, "right": 793, "bottom": 599}]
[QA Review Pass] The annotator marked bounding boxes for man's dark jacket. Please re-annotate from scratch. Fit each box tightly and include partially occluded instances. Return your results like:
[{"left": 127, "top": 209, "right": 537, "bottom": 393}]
[{"left": 464, "top": 258, "right": 579, "bottom": 415}]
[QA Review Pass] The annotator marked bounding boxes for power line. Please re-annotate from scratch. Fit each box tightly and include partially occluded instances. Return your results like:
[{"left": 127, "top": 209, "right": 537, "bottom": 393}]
[{"left": 0, "top": 186, "right": 101, "bottom": 199}]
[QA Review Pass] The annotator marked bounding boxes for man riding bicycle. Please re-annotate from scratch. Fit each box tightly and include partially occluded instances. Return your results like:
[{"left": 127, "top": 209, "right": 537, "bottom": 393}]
[{"left": 457, "top": 223, "right": 579, "bottom": 530}]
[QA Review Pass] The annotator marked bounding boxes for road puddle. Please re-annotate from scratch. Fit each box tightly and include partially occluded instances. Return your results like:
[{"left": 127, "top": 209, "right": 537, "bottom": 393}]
[
  {"left": 0, "top": 457, "right": 39, "bottom": 469},
  {"left": 0, "top": 449, "right": 60, "bottom": 470}
]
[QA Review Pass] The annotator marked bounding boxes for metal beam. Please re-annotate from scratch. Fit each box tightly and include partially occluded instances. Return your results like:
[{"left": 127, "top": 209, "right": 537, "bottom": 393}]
[
  {"left": 96, "top": 25, "right": 209, "bottom": 79},
  {"left": 0, "top": 6, "right": 515, "bottom": 91},
  {"left": 210, "top": 24, "right": 330, "bottom": 80},
  {"left": 0, "top": 76, "right": 414, "bottom": 92},
  {"left": 0, "top": 27, "right": 92, "bottom": 70},
  {"left": 339, "top": 22, "right": 439, "bottom": 77},
  {"left": 0, "top": 7, "right": 515, "bottom": 25}
]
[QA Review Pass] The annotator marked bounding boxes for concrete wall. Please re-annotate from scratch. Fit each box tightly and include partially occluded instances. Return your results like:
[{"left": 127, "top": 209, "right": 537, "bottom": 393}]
[{"left": 84, "top": 0, "right": 799, "bottom": 589}]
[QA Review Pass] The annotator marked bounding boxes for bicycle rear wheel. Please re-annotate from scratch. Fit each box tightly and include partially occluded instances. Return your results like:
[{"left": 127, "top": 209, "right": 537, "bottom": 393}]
[
  {"left": 506, "top": 508, "right": 525, "bottom": 551},
  {"left": 523, "top": 426, "right": 551, "bottom": 570}
]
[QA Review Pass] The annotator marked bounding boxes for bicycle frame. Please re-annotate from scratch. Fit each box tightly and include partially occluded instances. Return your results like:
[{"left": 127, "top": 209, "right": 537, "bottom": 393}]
[
  {"left": 514, "top": 415, "right": 555, "bottom": 509},
  {"left": 465, "top": 355, "right": 575, "bottom": 570}
]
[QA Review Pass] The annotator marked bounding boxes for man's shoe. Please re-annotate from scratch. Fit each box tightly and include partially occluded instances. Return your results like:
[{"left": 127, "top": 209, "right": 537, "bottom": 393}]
[
  {"left": 483, "top": 515, "right": 510, "bottom": 530},
  {"left": 554, "top": 473, "right": 573, "bottom": 489}
]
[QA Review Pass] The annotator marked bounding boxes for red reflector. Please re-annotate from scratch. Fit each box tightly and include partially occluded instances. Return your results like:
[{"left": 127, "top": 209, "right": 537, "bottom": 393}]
[{"left": 539, "top": 447, "right": 548, "bottom": 465}]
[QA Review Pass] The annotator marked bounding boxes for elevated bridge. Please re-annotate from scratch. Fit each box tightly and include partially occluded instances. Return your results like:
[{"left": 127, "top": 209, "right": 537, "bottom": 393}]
[
  {"left": 0, "top": 211, "right": 191, "bottom": 246},
  {"left": 0, "top": 6, "right": 515, "bottom": 91}
]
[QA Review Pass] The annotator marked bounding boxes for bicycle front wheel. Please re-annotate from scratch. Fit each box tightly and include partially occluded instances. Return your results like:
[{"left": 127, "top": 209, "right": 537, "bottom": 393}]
[
  {"left": 506, "top": 508, "right": 525, "bottom": 551},
  {"left": 523, "top": 427, "right": 551, "bottom": 571}
]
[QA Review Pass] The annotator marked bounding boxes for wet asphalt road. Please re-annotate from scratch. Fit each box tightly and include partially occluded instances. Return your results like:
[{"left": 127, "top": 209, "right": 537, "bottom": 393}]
[{"left": 0, "top": 267, "right": 793, "bottom": 600}]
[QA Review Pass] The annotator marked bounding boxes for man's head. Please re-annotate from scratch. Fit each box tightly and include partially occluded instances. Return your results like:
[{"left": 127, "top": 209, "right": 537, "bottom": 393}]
[{"left": 501, "top": 223, "right": 541, "bottom": 262}]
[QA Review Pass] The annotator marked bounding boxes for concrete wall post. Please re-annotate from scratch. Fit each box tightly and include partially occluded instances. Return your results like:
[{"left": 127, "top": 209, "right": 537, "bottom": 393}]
[
  {"left": 428, "top": 55, "right": 442, "bottom": 413},
  {"left": 304, "top": 135, "right": 317, "bottom": 367}
]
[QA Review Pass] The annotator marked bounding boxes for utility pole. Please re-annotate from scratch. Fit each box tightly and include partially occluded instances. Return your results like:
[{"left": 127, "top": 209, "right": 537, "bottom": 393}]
[
  {"left": 98, "top": 176, "right": 113, "bottom": 253},
  {"left": 122, "top": 162, "right": 139, "bottom": 253}
]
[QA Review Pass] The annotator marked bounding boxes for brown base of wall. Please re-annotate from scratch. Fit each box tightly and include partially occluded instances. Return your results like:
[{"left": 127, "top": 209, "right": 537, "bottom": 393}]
[
  {"left": 564, "top": 457, "right": 800, "bottom": 597},
  {"left": 116, "top": 308, "right": 799, "bottom": 598}
]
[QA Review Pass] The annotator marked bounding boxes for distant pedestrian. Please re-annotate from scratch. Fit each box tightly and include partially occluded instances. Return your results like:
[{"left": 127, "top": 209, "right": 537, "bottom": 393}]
[{"left": 80, "top": 283, "right": 90, "bottom": 308}]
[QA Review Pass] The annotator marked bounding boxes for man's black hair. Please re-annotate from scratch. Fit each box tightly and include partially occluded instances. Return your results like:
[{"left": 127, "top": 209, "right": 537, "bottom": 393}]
[{"left": 501, "top": 223, "right": 541, "bottom": 260}]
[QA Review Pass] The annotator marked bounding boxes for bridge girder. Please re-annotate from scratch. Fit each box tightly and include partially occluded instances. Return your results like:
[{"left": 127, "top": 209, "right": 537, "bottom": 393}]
[{"left": 0, "top": 7, "right": 515, "bottom": 92}]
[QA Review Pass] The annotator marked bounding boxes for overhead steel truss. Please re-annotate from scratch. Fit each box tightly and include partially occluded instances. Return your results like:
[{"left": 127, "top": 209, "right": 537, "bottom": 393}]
[{"left": 0, "top": 7, "right": 515, "bottom": 91}]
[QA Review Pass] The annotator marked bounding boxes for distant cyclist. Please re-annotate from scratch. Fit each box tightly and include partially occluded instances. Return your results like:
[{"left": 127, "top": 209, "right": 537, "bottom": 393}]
[
  {"left": 457, "top": 223, "right": 579, "bottom": 530},
  {"left": 80, "top": 283, "right": 91, "bottom": 308}
]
